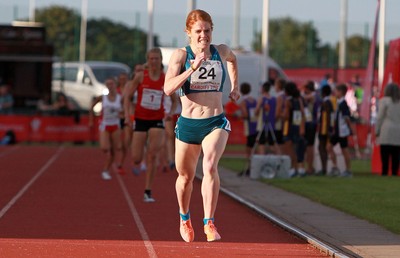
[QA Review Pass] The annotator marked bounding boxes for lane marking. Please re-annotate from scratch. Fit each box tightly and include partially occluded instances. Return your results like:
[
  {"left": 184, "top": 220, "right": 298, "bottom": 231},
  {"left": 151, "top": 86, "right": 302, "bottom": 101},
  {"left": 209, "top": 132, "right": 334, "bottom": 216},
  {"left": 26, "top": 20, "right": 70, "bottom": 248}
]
[
  {"left": 218, "top": 185, "right": 350, "bottom": 258},
  {"left": 0, "top": 146, "right": 64, "bottom": 220},
  {"left": 116, "top": 175, "right": 157, "bottom": 258}
]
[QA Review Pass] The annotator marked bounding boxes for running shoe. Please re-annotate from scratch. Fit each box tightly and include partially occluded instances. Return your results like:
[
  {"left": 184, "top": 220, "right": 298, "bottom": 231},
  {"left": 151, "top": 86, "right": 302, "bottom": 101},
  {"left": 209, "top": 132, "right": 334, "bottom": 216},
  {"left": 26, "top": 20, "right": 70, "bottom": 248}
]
[
  {"left": 117, "top": 166, "right": 126, "bottom": 175},
  {"left": 169, "top": 161, "right": 176, "bottom": 171},
  {"left": 340, "top": 170, "right": 353, "bottom": 178},
  {"left": 289, "top": 168, "right": 297, "bottom": 178},
  {"left": 298, "top": 168, "right": 306, "bottom": 177},
  {"left": 204, "top": 220, "right": 221, "bottom": 242},
  {"left": 314, "top": 170, "right": 326, "bottom": 176},
  {"left": 101, "top": 171, "right": 112, "bottom": 180},
  {"left": 140, "top": 163, "right": 147, "bottom": 172},
  {"left": 180, "top": 219, "right": 194, "bottom": 242},
  {"left": 131, "top": 167, "right": 140, "bottom": 176},
  {"left": 143, "top": 193, "right": 155, "bottom": 203},
  {"left": 328, "top": 167, "right": 340, "bottom": 177}
]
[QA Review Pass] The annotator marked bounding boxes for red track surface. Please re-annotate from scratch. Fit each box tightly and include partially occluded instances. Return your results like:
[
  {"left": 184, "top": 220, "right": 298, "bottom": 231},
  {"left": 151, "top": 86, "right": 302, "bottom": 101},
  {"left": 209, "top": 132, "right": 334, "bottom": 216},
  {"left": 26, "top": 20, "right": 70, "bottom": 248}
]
[{"left": 0, "top": 145, "right": 327, "bottom": 257}]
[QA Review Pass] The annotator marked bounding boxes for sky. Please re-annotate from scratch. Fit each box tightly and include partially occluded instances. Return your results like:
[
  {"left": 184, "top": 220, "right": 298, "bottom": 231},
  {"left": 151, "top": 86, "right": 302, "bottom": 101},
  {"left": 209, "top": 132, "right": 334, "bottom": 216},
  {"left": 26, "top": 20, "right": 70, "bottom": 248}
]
[{"left": 1, "top": 0, "right": 400, "bottom": 50}]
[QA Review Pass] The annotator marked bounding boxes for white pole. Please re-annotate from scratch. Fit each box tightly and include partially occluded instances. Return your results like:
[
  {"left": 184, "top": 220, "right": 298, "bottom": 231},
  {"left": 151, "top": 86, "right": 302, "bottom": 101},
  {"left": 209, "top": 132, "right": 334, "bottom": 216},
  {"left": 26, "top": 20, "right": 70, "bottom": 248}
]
[
  {"left": 261, "top": 0, "right": 270, "bottom": 83},
  {"left": 378, "top": 0, "right": 386, "bottom": 88},
  {"left": 29, "top": 0, "right": 35, "bottom": 22},
  {"left": 233, "top": 0, "right": 240, "bottom": 49},
  {"left": 79, "top": 0, "right": 88, "bottom": 64},
  {"left": 339, "top": 0, "right": 348, "bottom": 68},
  {"left": 187, "top": 0, "right": 196, "bottom": 13},
  {"left": 147, "top": 0, "right": 154, "bottom": 52}
]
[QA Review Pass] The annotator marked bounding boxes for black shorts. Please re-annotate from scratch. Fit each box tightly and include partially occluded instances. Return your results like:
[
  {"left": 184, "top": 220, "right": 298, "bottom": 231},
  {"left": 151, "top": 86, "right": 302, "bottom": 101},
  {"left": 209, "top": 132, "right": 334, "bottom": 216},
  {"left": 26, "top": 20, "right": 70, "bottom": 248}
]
[
  {"left": 134, "top": 118, "right": 164, "bottom": 132},
  {"left": 274, "top": 130, "right": 284, "bottom": 145},
  {"left": 330, "top": 135, "right": 348, "bottom": 148},
  {"left": 305, "top": 123, "right": 317, "bottom": 146},
  {"left": 258, "top": 130, "right": 274, "bottom": 145},
  {"left": 246, "top": 134, "right": 258, "bottom": 148},
  {"left": 120, "top": 118, "right": 126, "bottom": 128}
]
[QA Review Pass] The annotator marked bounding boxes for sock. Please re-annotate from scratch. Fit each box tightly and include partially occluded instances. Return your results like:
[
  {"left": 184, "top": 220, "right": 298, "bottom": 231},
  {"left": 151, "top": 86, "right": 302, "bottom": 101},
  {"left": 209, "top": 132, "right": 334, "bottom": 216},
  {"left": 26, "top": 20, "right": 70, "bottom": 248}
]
[
  {"left": 203, "top": 218, "right": 214, "bottom": 225},
  {"left": 144, "top": 189, "right": 151, "bottom": 196},
  {"left": 180, "top": 211, "right": 190, "bottom": 221}
]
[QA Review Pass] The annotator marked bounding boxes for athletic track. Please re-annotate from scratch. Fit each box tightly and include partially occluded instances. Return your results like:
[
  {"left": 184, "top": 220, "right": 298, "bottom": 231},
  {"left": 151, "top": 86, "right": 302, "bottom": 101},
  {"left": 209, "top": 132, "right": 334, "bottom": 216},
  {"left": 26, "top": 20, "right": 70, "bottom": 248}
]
[{"left": 0, "top": 145, "right": 327, "bottom": 257}]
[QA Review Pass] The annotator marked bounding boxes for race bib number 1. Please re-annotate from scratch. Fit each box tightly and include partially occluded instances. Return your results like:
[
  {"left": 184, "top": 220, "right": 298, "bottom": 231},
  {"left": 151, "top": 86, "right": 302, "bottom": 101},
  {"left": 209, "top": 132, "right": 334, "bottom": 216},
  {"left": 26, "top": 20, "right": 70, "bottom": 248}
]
[{"left": 140, "top": 88, "right": 163, "bottom": 110}]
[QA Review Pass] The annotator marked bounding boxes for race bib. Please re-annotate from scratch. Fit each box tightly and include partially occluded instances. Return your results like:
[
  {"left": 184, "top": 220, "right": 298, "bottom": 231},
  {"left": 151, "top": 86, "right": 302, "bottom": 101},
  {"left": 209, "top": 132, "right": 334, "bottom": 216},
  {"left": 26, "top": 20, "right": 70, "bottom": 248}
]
[
  {"left": 140, "top": 88, "right": 163, "bottom": 110},
  {"left": 190, "top": 60, "right": 223, "bottom": 91},
  {"left": 304, "top": 108, "right": 312, "bottom": 122},
  {"left": 292, "top": 110, "right": 302, "bottom": 126}
]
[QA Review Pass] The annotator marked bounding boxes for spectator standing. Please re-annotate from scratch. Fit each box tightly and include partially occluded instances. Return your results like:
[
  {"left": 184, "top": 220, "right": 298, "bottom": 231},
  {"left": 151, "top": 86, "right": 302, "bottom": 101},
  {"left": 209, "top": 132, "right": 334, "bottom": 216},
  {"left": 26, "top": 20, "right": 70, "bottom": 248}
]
[
  {"left": 0, "top": 84, "right": 14, "bottom": 114},
  {"left": 317, "top": 85, "right": 334, "bottom": 175},
  {"left": 238, "top": 82, "right": 259, "bottom": 176},
  {"left": 255, "top": 81, "right": 278, "bottom": 154},
  {"left": 329, "top": 84, "right": 353, "bottom": 177},
  {"left": 282, "top": 82, "right": 306, "bottom": 177},
  {"left": 375, "top": 83, "right": 400, "bottom": 176},
  {"left": 302, "top": 81, "right": 320, "bottom": 174},
  {"left": 274, "top": 78, "right": 287, "bottom": 149}
]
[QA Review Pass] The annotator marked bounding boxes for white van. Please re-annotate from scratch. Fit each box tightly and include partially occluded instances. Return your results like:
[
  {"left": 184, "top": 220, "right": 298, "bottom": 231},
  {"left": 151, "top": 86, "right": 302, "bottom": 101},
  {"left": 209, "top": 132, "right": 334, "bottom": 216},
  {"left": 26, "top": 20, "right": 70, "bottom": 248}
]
[
  {"left": 52, "top": 61, "right": 131, "bottom": 111},
  {"left": 159, "top": 47, "right": 287, "bottom": 104}
]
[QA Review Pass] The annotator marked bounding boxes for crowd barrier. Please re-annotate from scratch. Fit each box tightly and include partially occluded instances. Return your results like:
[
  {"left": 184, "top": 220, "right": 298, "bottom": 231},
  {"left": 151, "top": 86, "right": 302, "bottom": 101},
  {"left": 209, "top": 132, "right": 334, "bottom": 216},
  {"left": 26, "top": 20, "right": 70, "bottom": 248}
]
[
  {"left": 1, "top": 114, "right": 383, "bottom": 174},
  {"left": 0, "top": 115, "right": 98, "bottom": 143}
]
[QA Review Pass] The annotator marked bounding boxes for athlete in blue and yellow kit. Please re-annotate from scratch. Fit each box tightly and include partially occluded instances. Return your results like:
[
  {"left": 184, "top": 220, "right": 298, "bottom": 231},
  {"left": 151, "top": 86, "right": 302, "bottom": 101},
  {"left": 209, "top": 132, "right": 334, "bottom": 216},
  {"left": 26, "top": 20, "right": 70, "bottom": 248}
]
[{"left": 164, "top": 9, "right": 240, "bottom": 243}]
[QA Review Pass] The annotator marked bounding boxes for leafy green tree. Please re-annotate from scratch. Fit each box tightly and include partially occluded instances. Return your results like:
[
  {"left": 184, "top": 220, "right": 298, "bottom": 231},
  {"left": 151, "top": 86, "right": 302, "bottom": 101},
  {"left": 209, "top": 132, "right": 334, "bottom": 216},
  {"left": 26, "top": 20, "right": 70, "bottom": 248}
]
[
  {"left": 35, "top": 5, "right": 153, "bottom": 67},
  {"left": 337, "top": 35, "right": 370, "bottom": 68},
  {"left": 36, "top": 6, "right": 80, "bottom": 61},
  {"left": 252, "top": 17, "right": 321, "bottom": 67}
]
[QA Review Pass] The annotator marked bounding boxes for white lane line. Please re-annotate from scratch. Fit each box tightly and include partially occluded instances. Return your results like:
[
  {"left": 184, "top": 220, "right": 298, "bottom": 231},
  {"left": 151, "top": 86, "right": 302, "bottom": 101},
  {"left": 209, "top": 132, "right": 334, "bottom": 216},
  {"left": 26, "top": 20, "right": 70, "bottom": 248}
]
[
  {"left": 0, "top": 145, "right": 20, "bottom": 158},
  {"left": 116, "top": 175, "right": 157, "bottom": 258},
  {"left": 0, "top": 146, "right": 64, "bottom": 220}
]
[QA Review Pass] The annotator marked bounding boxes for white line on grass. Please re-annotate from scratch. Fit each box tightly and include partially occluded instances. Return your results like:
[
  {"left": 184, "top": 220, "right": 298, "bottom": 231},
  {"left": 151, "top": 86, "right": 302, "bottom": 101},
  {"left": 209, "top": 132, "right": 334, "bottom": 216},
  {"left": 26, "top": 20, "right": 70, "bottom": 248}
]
[
  {"left": 116, "top": 175, "right": 158, "bottom": 258},
  {"left": 0, "top": 146, "right": 64, "bottom": 219}
]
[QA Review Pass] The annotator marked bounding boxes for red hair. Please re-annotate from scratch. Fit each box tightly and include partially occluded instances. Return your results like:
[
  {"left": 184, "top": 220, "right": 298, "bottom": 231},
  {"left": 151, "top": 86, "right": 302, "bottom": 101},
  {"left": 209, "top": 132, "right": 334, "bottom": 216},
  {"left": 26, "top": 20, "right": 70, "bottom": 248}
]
[{"left": 185, "top": 9, "right": 213, "bottom": 31}]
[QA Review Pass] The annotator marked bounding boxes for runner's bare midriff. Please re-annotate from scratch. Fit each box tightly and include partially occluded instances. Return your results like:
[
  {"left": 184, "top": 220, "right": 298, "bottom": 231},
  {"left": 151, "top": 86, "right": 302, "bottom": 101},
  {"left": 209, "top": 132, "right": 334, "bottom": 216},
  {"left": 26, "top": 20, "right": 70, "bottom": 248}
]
[{"left": 180, "top": 92, "right": 224, "bottom": 119}]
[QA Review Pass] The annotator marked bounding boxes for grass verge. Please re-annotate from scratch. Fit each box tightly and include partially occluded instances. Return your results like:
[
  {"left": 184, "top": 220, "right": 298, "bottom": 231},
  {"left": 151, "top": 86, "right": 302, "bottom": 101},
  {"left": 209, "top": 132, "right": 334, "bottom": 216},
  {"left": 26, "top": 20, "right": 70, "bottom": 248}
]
[{"left": 219, "top": 153, "right": 400, "bottom": 234}]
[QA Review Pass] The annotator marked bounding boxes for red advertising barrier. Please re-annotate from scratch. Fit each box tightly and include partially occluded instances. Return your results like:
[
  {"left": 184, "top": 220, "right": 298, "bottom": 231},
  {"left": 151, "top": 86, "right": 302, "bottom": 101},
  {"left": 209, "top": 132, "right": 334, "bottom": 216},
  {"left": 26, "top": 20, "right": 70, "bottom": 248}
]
[
  {"left": 0, "top": 115, "right": 99, "bottom": 143},
  {"left": 284, "top": 67, "right": 378, "bottom": 88}
]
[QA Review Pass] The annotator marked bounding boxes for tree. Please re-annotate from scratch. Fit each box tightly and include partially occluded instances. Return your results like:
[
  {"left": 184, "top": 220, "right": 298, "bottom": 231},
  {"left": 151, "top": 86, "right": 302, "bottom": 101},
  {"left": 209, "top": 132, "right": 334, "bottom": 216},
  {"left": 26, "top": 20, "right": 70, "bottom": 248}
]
[
  {"left": 252, "top": 17, "right": 321, "bottom": 68},
  {"left": 36, "top": 6, "right": 80, "bottom": 61},
  {"left": 35, "top": 5, "right": 153, "bottom": 67},
  {"left": 337, "top": 35, "right": 370, "bottom": 68}
]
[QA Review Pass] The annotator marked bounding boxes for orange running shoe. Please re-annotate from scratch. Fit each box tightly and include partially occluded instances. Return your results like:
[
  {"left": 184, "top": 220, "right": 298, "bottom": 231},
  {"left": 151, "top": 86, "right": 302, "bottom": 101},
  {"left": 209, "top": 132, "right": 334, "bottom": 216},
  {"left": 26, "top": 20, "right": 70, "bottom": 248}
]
[
  {"left": 204, "top": 220, "right": 221, "bottom": 242},
  {"left": 180, "top": 219, "right": 194, "bottom": 242}
]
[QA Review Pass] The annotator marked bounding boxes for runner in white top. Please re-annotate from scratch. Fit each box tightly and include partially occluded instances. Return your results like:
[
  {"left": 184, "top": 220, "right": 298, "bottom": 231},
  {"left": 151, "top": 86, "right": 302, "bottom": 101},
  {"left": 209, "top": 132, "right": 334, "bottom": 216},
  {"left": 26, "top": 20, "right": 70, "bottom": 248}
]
[{"left": 89, "top": 77, "right": 124, "bottom": 180}]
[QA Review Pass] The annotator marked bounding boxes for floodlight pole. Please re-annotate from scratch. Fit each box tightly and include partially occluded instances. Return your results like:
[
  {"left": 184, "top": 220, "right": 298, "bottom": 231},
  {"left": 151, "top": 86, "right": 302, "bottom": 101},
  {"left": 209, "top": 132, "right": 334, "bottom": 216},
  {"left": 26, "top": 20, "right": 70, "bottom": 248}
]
[
  {"left": 187, "top": 0, "right": 196, "bottom": 13},
  {"left": 79, "top": 0, "right": 88, "bottom": 64},
  {"left": 261, "top": 0, "right": 270, "bottom": 83},
  {"left": 147, "top": 0, "right": 154, "bottom": 52},
  {"left": 339, "top": 0, "right": 348, "bottom": 68},
  {"left": 378, "top": 0, "right": 386, "bottom": 89},
  {"left": 233, "top": 0, "right": 240, "bottom": 49},
  {"left": 29, "top": 0, "right": 35, "bottom": 22}
]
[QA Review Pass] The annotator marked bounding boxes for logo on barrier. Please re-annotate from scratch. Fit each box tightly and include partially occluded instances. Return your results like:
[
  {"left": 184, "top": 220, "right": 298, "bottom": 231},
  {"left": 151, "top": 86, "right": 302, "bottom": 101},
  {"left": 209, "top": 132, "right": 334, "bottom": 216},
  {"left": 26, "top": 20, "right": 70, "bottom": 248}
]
[
  {"left": 260, "top": 163, "right": 279, "bottom": 179},
  {"left": 31, "top": 118, "right": 41, "bottom": 132}
]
